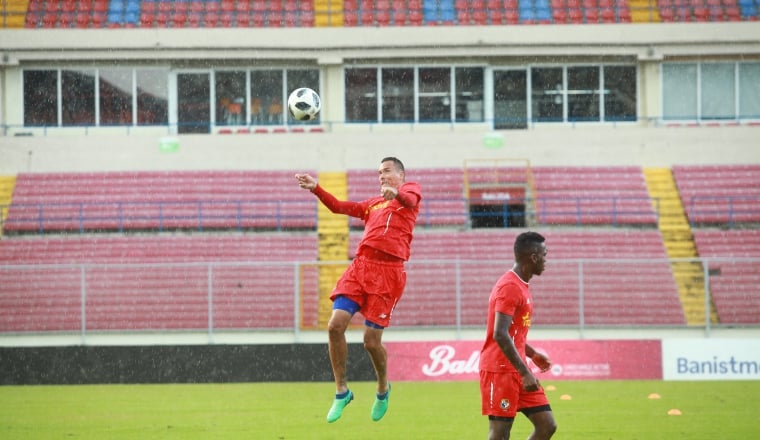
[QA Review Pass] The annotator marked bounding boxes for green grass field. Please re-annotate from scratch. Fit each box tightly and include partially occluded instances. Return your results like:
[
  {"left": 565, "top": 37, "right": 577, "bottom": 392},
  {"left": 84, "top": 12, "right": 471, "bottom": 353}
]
[{"left": 1, "top": 380, "right": 758, "bottom": 439}]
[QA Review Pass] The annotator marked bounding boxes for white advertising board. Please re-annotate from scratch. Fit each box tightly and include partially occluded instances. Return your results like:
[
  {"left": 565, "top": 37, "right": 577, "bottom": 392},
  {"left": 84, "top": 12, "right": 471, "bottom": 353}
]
[{"left": 662, "top": 339, "right": 760, "bottom": 381}]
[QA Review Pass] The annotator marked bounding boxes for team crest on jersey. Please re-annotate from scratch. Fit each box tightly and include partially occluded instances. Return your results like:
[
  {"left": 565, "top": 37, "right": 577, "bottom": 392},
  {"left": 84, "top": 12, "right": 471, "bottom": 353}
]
[
  {"left": 500, "top": 399, "right": 510, "bottom": 410},
  {"left": 522, "top": 312, "right": 531, "bottom": 328},
  {"left": 369, "top": 200, "right": 390, "bottom": 211}
]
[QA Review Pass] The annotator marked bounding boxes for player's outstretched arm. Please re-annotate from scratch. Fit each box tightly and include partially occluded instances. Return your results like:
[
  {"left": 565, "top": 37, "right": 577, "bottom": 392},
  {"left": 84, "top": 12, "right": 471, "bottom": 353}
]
[{"left": 296, "top": 173, "right": 364, "bottom": 217}]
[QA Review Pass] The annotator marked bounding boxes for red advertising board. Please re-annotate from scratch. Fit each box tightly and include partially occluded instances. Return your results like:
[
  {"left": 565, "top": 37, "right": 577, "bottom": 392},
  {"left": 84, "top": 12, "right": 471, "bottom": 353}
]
[
  {"left": 469, "top": 186, "right": 526, "bottom": 205},
  {"left": 386, "top": 339, "right": 662, "bottom": 381}
]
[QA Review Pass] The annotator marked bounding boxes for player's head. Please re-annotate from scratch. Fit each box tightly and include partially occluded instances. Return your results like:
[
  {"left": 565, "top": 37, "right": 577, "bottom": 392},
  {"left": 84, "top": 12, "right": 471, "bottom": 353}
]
[
  {"left": 514, "top": 231, "right": 547, "bottom": 276},
  {"left": 379, "top": 157, "right": 406, "bottom": 187}
]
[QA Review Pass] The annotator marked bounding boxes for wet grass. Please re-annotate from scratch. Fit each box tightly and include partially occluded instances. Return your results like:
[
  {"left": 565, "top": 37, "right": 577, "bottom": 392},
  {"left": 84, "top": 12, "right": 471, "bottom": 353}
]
[{"left": 0, "top": 380, "right": 757, "bottom": 439}]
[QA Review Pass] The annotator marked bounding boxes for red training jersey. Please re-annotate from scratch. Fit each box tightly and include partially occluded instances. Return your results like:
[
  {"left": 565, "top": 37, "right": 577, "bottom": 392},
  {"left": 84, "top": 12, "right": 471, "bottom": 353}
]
[
  {"left": 479, "top": 270, "right": 533, "bottom": 372},
  {"left": 312, "top": 181, "right": 421, "bottom": 261}
]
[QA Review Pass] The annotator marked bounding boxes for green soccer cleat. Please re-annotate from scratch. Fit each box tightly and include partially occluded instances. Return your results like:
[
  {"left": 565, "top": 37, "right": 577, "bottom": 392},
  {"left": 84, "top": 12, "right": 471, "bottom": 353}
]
[
  {"left": 371, "top": 383, "right": 391, "bottom": 422},
  {"left": 326, "top": 390, "right": 354, "bottom": 423}
]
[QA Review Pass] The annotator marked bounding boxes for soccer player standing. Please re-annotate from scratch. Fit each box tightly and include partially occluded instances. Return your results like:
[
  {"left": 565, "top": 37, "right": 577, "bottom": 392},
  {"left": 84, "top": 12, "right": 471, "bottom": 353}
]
[
  {"left": 295, "top": 157, "right": 421, "bottom": 423},
  {"left": 479, "top": 231, "right": 557, "bottom": 440}
]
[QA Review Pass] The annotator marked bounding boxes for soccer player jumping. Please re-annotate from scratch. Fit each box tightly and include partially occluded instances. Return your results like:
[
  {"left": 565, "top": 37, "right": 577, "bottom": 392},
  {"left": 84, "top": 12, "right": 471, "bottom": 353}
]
[
  {"left": 479, "top": 231, "right": 557, "bottom": 440},
  {"left": 295, "top": 157, "right": 421, "bottom": 423}
]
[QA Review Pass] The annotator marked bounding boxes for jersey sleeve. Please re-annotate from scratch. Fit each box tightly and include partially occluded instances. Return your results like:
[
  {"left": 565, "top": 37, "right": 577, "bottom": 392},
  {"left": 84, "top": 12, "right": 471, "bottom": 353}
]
[
  {"left": 312, "top": 184, "right": 366, "bottom": 218},
  {"left": 396, "top": 182, "right": 422, "bottom": 209},
  {"left": 493, "top": 282, "right": 521, "bottom": 317}
]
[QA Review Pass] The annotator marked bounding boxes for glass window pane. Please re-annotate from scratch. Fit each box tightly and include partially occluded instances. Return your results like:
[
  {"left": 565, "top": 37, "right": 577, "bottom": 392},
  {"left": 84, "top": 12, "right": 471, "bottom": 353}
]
[
  {"left": 216, "top": 71, "right": 247, "bottom": 126},
  {"left": 99, "top": 69, "right": 133, "bottom": 125},
  {"left": 345, "top": 68, "right": 378, "bottom": 122},
  {"left": 286, "top": 69, "right": 320, "bottom": 124},
  {"left": 381, "top": 68, "right": 414, "bottom": 122},
  {"left": 418, "top": 67, "right": 450, "bottom": 122},
  {"left": 738, "top": 63, "right": 760, "bottom": 119},
  {"left": 136, "top": 69, "right": 168, "bottom": 126},
  {"left": 531, "top": 68, "right": 563, "bottom": 123},
  {"left": 455, "top": 67, "right": 484, "bottom": 122},
  {"left": 662, "top": 64, "right": 697, "bottom": 120},
  {"left": 701, "top": 63, "right": 735, "bottom": 120},
  {"left": 603, "top": 66, "right": 637, "bottom": 122},
  {"left": 61, "top": 70, "right": 95, "bottom": 126},
  {"left": 567, "top": 66, "right": 600, "bottom": 122},
  {"left": 251, "top": 70, "right": 284, "bottom": 125},
  {"left": 494, "top": 70, "right": 527, "bottom": 129},
  {"left": 23, "top": 70, "right": 58, "bottom": 126},
  {"left": 177, "top": 73, "right": 210, "bottom": 134}
]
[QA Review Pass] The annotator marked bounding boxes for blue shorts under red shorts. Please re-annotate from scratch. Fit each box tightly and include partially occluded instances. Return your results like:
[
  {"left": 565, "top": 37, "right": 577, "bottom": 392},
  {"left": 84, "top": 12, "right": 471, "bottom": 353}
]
[
  {"left": 331, "top": 255, "right": 406, "bottom": 328},
  {"left": 480, "top": 370, "right": 551, "bottom": 418}
]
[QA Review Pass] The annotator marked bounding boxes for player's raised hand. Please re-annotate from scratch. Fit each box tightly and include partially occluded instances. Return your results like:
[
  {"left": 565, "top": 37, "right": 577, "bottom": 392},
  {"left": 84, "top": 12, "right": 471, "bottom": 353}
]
[
  {"left": 381, "top": 185, "right": 398, "bottom": 201},
  {"left": 295, "top": 173, "right": 317, "bottom": 191}
]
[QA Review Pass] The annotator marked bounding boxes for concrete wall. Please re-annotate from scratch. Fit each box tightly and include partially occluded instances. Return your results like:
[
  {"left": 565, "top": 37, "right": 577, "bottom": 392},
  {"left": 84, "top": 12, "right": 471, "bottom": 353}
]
[{"left": 1, "top": 125, "right": 757, "bottom": 175}]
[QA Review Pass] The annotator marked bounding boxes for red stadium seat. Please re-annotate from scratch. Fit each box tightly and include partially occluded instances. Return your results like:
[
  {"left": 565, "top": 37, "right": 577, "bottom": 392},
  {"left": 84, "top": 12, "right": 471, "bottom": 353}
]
[
  {"left": 62, "top": 1, "right": 77, "bottom": 14},
  {"left": 91, "top": 11, "right": 106, "bottom": 27},
  {"left": 158, "top": 2, "right": 172, "bottom": 14},
  {"left": 204, "top": 11, "right": 220, "bottom": 26},
  {"left": 188, "top": 12, "right": 202, "bottom": 27},
  {"left": 568, "top": 7, "right": 584, "bottom": 22},
  {"left": 41, "top": 13, "right": 57, "bottom": 28},
  {"left": 79, "top": 0, "right": 93, "bottom": 13},
  {"left": 93, "top": 1, "right": 109, "bottom": 13},
  {"left": 252, "top": 13, "right": 266, "bottom": 27},
  {"left": 585, "top": 7, "right": 599, "bottom": 22},
  {"left": 220, "top": 0, "right": 235, "bottom": 13},
  {"left": 172, "top": 12, "right": 188, "bottom": 27},
  {"left": 236, "top": 1, "right": 250, "bottom": 14},
  {"left": 408, "top": 10, "right": 423, "bottom": 25},
  {"left": 76, "top": 12, "right": 91, "bottom": 28},
  {"left": 238, "top": 13, "right": 252, "bottom": 27},
  {"left": 174, "top": 2, "right": 188, "bottom": 15},
  {"left": 155, "top": 12, "right": 169, "bottom": 27},
  {"left": 344, "top": 11, "right": 359, "bottom": 25},
  {"left": 725, "top": 6, "right": 741, "bottom": 20},
  {"left": 45, "top": 1, "right": 59, "bottom": 13},
  {"left": 220, "top": 12, "right": 234, "bottom": 27},
  {"left": 205, "top": 1, "right": 220, "bottom": 13},
  {"left": 600, "top": 7, "right": 616, "bottom": 21},
  {"left": 59, "top": 12, "right": 74, "bottom": 27}
]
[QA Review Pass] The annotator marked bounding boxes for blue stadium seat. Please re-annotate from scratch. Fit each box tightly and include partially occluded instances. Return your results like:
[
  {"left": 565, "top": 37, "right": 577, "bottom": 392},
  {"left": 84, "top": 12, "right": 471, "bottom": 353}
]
[
  {"left": 737, "top": 0, "right": 758, "bottom": 17},
  {"left": 424, "top": 0, "right": 456, "bottom": 23}
]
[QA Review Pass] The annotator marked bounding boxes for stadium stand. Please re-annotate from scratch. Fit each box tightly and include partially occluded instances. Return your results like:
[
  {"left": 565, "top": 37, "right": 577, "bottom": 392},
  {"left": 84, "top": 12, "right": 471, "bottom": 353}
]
[
  {"left": 693, "top": 229, "right": 760, "bottom": 324},
  {"left": 4, "top": 170, "right": 318, "bottom": 233},
  {"left": 351, "top": 228, "right": 686, "bottom": 326},
  {"left": 532, "top": 166, "right": 658, "bottom": 226},
  {"left": 13, "top": 0, "right": 758, "bottom": 28},
  {"left": 672, "top": 164, "right": 760, "bottom": 226},
  {"left": 346, "top": 166, "right": 469, "bottom": 228},
  {"left": 346, "top": 165, "right": 656, "bottom": 228},
  {"left": 0, "top": 234, "right": 318, "bottom": 331}
]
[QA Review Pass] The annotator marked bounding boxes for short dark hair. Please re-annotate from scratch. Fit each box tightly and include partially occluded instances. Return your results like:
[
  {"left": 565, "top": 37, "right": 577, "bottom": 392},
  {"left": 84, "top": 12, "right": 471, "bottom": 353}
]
[
  {"left": 514, "top": 231, "right": 546, "bottom": 259},
  {"left": 381, "top": 157, "right": 405, "bottom": 173}
]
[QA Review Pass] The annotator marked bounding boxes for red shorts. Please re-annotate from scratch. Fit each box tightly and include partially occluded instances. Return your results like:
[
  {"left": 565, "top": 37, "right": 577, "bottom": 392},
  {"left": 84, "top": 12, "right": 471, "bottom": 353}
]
[
  {"left": 480, "top": 370, "right": 551, "bottom": 418},
  {"left": 331, "top": 255, "right": 406, "bottom": 328}
]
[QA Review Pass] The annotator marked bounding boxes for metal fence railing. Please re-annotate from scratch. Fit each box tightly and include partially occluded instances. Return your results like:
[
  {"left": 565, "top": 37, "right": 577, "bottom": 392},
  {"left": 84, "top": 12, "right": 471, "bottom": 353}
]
[
  {"left": 1, "top": 258, "right": 757, "bottom": 342},
  {"left": 4, "top": 195, "right": 760, "bottom": 233}
]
